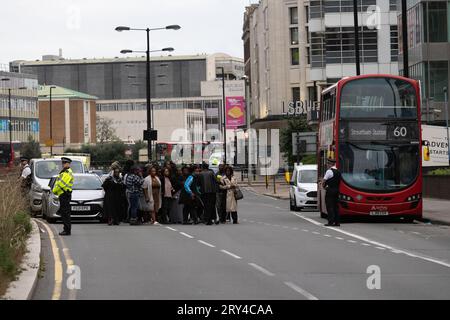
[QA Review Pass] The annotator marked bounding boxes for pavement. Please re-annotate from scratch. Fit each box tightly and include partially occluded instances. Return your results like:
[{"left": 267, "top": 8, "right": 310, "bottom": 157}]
[
  {"left": 32, "top": 189, "right": 450, "bottom": 300},
  {"left": 2, "top": 219, "right": 41, "bottom": 300},
  {"left": 244, "top": 182, "right": 450, "bottom": 226}
]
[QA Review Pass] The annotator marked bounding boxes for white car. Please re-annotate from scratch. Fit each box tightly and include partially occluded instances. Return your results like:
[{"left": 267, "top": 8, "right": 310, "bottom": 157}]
[{"left": 289, "top": 164, "right": 318, "bottom": 211}]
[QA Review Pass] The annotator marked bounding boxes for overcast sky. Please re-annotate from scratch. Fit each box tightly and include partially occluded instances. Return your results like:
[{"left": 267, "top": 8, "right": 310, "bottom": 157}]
[{"left": 1, "top": 0, "right": 258, "bottom": 65}]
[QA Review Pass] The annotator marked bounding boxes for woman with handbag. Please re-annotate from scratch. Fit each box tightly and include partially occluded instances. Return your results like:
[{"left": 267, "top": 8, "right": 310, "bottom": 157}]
[{"left": 220, "top": 166, "right": 240, "bottom": 224}]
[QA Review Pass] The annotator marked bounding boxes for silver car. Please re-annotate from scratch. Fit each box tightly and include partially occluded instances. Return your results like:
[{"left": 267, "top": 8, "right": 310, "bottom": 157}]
[
  {"left": 29, "top": 158, "right": 86, "bottom": 214},
  {"left": 41, "top": 173, "right": 105, "bottom": 223}
]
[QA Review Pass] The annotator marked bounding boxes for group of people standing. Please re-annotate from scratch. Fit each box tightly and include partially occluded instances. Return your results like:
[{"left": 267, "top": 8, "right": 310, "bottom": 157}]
[{"left": 102, "top": 160, "right": 241, "bottom": 226}]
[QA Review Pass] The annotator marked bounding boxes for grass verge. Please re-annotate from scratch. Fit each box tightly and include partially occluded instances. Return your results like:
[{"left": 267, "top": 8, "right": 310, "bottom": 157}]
[{"left": 0, "top": 174, "right": 31, "bottom": 297}]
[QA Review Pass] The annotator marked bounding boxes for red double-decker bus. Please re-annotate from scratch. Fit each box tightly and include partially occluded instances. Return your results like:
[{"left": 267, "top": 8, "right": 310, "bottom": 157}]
[{"left": 317, "top": 75, "right": 423, "bottom": 221}]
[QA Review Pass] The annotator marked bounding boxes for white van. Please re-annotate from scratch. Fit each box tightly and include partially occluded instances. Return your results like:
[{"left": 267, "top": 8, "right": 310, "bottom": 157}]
[
  {"left": 289, "top": 164, "right": 318, "bottom": 211},
  {"left": 29, "top": 158, "right": 86, "bottom": 214}
]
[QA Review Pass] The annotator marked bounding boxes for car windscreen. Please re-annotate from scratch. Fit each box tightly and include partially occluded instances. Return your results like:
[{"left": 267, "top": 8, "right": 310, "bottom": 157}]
[
  {"left": 35, "top": 161, "right": 84, "bottom": 179},
  {"left": 73, "top": 176, "right": 103, "bottom": 190},
  {"left": 298, "top": 170, "right": 317, "bottom": 184}
]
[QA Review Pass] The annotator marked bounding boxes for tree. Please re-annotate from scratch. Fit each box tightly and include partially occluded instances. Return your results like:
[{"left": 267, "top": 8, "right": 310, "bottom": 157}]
[
  {"left": 131, "top": 140, "right": 147, "bottom": 161},
  {"left": 280, "top": 116, "right": 316, "bottom": 166},
  {"left": 96, "top": 116, "right": 119, "bottom": 143},
  {"left": 20, "top": 135, "right": 41, "bottom": 159},
  {"left": 66, "top": 141, "right": 128, "bottom": 167}
]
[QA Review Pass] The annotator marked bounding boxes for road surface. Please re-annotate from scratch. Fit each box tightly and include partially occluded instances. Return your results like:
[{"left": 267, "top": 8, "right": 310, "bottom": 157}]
[{"left": 32, "top": 189, "right": 450, "bottom": 300}]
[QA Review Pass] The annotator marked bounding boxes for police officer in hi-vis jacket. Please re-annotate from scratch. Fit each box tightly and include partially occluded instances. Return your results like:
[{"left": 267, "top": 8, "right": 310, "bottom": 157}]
[{"left": 52, "top": 157, "right": 74, "bottom": 236}]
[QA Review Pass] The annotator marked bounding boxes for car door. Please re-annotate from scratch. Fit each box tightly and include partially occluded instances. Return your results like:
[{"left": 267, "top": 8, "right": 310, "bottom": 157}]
[{"left": 42, "top": 177, "right": 56, "bottom": 216}]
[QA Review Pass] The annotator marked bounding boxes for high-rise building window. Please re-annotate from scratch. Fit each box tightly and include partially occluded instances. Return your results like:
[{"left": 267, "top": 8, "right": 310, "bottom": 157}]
[
  {"left": 290, "top": 27, "right": 299, "bottom": 45},
  {"left": 291, "top": 48, "right": 300, "bottom": 66},
  {"left": 323, "top": 0, "right": 376, "bottom": 13},
  {"left": 289, "top": 7, "right": 298, "bottom": 25},
  {"left": 292, "top": 87, "right": 300, "bottom": 103},
  {"left": 309, "top": 1, "right": 323, "bottom": 19},
  {"left": 390, "top": 25, "right": 399, "bottom": 62},
  {"left": 425, "top": 61, "right": 449, "bottom": 102},
  {"left": 325, "top": 26, "right": 378, "bottom": 64},
  {"left": 389, "top": 0, "right": 397, "bottom": 11},
  {"left": 423, "top": 2, "right": 448, "bottom": 43},
  {"left": 310, "top": 32, "right": 325, "bottom": 68}
]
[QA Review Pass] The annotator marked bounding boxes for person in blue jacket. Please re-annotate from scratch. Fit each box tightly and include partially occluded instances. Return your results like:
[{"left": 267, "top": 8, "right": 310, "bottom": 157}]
[{"left": 179, "top": 165, "right": 202, "bottom": 224}]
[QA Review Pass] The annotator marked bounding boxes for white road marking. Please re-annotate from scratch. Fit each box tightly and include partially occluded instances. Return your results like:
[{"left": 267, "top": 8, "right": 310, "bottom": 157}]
[
  {"left": 335, "top": 237, "right": 344, "bottom": 240},
  {"left": 220, "top": 250, "right": 242, "bottom": 259},
  {"left": 361, "top": 243, "right": 371, "bottom": 247},
  {"left": 166, "top": 227, "right": 178, "bottom": 231},
  {"left": 312, "top": 231, "right": 320, "bottom": 235},
  {"left": 411, "top": 232, "right": 421, "bottom": 235},
  {"left": 249, "top": 220, "right": 255, "bottom": 223},
  {"left": 291, "top": 211, "right": 450, "bottom": 269},
  {"left": 198, "top": 240, "right": 215, "bottom": 248},
  {"left": 302, "top": 229, "right": 309, "bottom": 232},
  {"left": 40, "top": 228, "right": 46, "bottom": 233},
  {"left": 248, "top": 263, "right": 275, "bottom": 276},
  {"left": 292, "top": 227, "right": 299, "bottom": 230},
  {"left": 179, "top": 232, "right": 194, "bottom": 239},
  {"left": 323, "top": 234, "right": 331, "bottom": 237},
  {"left": 347, "top": 240, "right": 357, "bottom": 244},
  {"left": 283, "top": 226, "right": 290, "bottom": 229},
  {"left": 284, "top": 282, "right": 318, "bottom": 300}
]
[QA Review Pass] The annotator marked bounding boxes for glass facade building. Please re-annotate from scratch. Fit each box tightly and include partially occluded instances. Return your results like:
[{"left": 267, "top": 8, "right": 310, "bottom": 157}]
[
  {"left": 398, "top": 0, "right": 450, "bottom": 122},
  {"left": 0, "top": 72, "right": 39, "bottom": 143}
]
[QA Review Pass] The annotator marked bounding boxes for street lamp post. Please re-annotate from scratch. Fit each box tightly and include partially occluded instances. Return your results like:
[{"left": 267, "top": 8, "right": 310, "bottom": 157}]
[
  {"left": 116, "top": 24, "right": 180, "bottom": 162},
  {"left": 49, "top": 86, "right": 56, "bottom": 155},
  {"left": 217, "top": 67, "right": 227, "bottom": 164}
]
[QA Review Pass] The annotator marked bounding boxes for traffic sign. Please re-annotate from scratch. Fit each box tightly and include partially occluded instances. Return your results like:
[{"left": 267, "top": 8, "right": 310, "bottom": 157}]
[{"left": 45, "top": 139, "right": 54, "bottom": 147}]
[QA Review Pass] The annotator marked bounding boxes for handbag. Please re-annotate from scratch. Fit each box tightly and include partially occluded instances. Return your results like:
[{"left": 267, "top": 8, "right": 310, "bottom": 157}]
[{"left": 234, "top": 187, "right": 244, "bottom": 201}]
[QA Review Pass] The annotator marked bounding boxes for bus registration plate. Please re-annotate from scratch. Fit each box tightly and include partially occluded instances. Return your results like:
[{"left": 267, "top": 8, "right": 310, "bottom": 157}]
[{"left": 369, "top": 211, "right": 389, "bottom": 216}]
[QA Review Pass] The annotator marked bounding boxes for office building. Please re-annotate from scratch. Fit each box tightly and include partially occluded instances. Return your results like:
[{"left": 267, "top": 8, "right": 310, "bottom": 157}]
[
  {"left": 398, "top": 0, "right": 450, "bottom": 123},
  {"left": 243, "top": 0, "right": 399, "bottom": 129},
  {"left": 13, "top": 53, "right": 244, "bottom": 142},
  {"left": 0, "top": 71, "right": 39, "bottom": 144}
]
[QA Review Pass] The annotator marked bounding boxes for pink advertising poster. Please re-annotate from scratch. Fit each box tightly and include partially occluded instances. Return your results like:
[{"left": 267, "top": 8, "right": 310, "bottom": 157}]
[{"left": 225, "top": 96, "right": 246, "bottom": 128}]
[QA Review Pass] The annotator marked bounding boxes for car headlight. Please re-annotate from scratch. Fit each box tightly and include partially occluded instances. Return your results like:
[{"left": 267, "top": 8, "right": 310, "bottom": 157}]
[{"left": 297, "top": 187, "right": 308, "bottom": 193}]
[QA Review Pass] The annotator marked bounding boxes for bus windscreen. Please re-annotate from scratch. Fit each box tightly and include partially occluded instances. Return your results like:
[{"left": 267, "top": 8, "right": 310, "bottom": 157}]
[{"left": 340, "top": 77, "right": 418, "bottom": 119}]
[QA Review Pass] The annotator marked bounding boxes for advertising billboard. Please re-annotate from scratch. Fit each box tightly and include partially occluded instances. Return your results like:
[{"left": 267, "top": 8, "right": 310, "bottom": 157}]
[
  {"left": 422, "top": 125, "right": 450, "bottom": 167},
  {"left": 226, "top": 96, "right": 246, "bottom": 128}
]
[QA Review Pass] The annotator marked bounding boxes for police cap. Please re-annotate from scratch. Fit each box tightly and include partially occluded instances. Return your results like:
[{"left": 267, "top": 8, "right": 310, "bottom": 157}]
[{"left": 61, "top": 157, "right": 72, "bottom": 164}]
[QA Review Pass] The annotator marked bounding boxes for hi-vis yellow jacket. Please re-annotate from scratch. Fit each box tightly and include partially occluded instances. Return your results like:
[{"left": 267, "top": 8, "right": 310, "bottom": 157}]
[{"left": 52, "top": 168, "right": 74, "bottom": 196}]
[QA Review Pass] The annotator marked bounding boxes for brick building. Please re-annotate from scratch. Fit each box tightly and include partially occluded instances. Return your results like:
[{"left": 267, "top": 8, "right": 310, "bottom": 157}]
[{"left": 38, "top": 85, "right": 97, "bottom": 154}]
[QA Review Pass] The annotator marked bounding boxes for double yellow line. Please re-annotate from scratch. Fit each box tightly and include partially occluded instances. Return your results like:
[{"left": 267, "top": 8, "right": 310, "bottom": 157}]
[{"left": 37, "top": 220, "right": 77, "bottom": 300}]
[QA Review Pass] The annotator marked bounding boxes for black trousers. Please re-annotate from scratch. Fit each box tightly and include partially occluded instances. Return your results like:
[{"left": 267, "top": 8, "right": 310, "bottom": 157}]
[
  {"left": 325, "top": 193, "right": 340, "bottom": 224},
  {"left": 218, "top": 192, "right": 227, "bottom": 222},
  {"left": 201, "top": 193, "right": 217, "bottom": 224},
  {"left": 160, "top": 197, "right": 174, "bottom": 223},
  {"left": 183, "top": 204, "right": 197, "bottom": 223},
  {"left": 58, "top": 192, "right": 72, "bottom": 233}
]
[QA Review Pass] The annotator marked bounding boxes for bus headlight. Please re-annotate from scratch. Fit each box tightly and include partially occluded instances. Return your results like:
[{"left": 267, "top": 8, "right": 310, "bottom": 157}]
[
  {"left": 406, "top": 194, "right": 421, "bottom": 202},
  {"left": 339, "top": 194, "right": 354, "bottom": 202}
]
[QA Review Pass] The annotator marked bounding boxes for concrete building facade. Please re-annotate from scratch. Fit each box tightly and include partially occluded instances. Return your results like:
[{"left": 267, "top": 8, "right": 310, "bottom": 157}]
[
  {"left": 13, "top": 53, "right": 244, "bottom": 144},
  {"left": 243, "top": 0, "right": 400, "bottom": 129}
]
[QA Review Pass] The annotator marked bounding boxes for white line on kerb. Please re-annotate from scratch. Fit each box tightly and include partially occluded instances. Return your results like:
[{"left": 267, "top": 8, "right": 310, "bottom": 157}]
[
  {"left": 248, "top": 263, "right": 275, "bottom": 276},
  {"left": 179, "top": 232, "right": 194, "bottom": 239},
  {"left": 291, "top": 211, "right": 450, "bottom": 269},
  {"left": 197, "top": 240, "right": 215, "bottom": 248},
  {"left": 220, "top": 250, "right": 242, "bottom": 259},
  {"left": 375, "top": 246, "right": 386, "bottom": 250},
  {"left": 166, "top": 227, "right": 178, "bottom": 231},
  {"left": 284, "top": 282, "right": 318, "bottom": 300}
]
